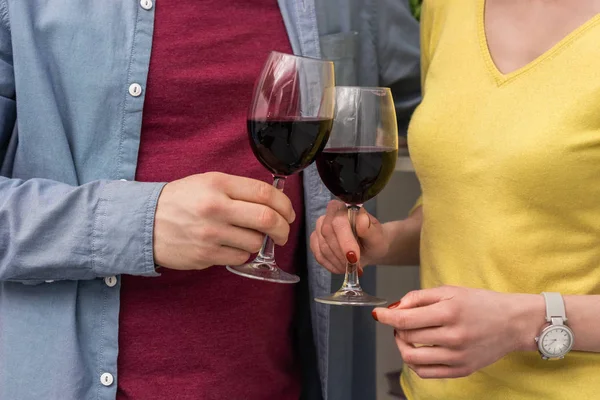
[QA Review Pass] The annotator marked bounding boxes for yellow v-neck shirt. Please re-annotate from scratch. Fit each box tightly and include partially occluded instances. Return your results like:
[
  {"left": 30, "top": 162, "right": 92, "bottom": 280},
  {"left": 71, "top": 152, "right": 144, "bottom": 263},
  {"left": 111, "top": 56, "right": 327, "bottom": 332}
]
[{"left": 404, "top": 1, "right": 600, "bottom": 399}]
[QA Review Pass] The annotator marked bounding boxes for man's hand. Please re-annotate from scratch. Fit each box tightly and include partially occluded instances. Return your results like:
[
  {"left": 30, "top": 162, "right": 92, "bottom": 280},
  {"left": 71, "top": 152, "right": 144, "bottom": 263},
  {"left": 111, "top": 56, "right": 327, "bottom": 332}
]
[{"left": 153, "top": 172, "right": 295, "bottom": 270}]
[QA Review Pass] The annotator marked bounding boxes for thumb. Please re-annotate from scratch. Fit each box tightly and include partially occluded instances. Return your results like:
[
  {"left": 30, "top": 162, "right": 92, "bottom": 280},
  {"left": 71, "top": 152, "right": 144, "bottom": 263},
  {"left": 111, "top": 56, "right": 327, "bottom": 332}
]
[
  {"left": 354, "top": 210, "right": 383, "bottom": 248},
  {"left": 331, "top": 215, "right": 362, "bottom": 263}
]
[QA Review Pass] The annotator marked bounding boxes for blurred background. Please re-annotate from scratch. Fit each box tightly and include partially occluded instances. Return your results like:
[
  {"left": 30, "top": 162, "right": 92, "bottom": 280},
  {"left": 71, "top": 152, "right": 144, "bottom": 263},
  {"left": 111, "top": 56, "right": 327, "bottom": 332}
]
[
  {"left": 375, "top": 154, "right": 421, "bottom": 399},
  {"left": 410, "top": 0, "right": 423, "bottom": 20},
  {"left": 375, "top": 3, "right": 422, "bottom": 398}
]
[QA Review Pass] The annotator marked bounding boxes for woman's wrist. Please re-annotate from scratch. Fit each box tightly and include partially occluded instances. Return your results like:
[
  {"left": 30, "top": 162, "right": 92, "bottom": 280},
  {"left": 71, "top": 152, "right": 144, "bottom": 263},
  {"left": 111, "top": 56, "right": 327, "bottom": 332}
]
[
  {"left": 563, "top": 295, "right": 600, "bottom": 352},
  {"left": 373, "top": 217, "right": 421, "bottom": 266},
  {"left": 509, "top": 293, "right": 546, "bottom": 352}
]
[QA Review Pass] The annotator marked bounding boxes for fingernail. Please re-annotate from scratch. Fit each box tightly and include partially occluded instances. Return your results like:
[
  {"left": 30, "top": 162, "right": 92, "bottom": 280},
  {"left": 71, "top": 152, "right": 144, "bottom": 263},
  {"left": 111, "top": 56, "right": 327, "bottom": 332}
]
[
  {"left": 387, "top": 300, "right": 401, "bottom": 309},
  {"left": 368, "top": 216, "right": 372, "bottom": 229},
  {"left": 358, "top": 268, "right": 363, "bottom": 277},
  {"left": 371, "top": 310, "right": 378, "bottom": 322},
  {"left": 346, "top": 251, "right": 358, "bottom": 264}
]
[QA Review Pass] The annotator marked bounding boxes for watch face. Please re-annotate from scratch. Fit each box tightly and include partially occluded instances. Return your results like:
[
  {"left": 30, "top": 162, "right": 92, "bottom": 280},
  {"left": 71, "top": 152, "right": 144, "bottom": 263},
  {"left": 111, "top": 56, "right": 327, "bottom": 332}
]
[{"left": 541, "top": 327, "right": 573, "bottom": 356}]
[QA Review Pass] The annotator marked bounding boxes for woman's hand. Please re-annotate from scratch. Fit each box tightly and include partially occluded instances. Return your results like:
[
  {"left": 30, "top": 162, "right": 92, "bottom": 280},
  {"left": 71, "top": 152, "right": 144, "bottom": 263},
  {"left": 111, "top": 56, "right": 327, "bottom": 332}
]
[
  {"left": 309, "top": 200, "right": 390, "bottom": 273},
  {"left": 372, "top": 286, "right": 545, "bottom": 379}
]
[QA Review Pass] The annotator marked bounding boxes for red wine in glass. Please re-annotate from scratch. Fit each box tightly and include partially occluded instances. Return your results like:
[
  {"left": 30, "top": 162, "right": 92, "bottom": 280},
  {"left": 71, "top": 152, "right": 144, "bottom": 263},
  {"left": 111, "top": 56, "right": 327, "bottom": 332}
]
[
  {"left": 314, "top": 86, "right": 398, "bottom": 306},
  {"left": 226, "top": 51, "right": 335, "bottom": 284},
  {"left": 316, "top": 147, "right": 398, "bottom": 204},
  {"left": 248, "top": 117, "right": 333, "bottom": 176}
]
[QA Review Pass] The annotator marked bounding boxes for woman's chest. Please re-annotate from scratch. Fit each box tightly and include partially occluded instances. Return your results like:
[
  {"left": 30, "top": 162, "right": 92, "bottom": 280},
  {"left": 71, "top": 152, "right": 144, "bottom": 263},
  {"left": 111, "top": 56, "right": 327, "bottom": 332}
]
[
  {"left": 409, "top": 7, "right": 600, "bottom": 206},
  {"left": 484, "top": 0, "right": 600, "bottom": 75}
]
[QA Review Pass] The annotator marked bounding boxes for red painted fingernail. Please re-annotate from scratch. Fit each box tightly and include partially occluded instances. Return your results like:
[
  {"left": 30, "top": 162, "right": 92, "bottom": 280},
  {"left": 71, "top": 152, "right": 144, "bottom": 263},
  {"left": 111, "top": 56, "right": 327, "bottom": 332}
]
[
  {"left": 346, "top": 251, "right": 358, "bottom": 264},
  {"left": 358, "top": 268, "right": 363, "bottom": 277},
  {"left": 387, "top": 300, "right": 401, "bottom": 309},
  {"left": 371, "top": 310, "right": 378, "bottom": 322}
]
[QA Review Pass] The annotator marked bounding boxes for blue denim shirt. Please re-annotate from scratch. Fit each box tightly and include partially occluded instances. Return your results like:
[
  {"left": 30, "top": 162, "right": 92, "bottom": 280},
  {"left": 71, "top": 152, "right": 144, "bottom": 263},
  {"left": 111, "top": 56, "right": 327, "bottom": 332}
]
[{"left": 0, "top": 1, "right": 420, "bottom": 399}]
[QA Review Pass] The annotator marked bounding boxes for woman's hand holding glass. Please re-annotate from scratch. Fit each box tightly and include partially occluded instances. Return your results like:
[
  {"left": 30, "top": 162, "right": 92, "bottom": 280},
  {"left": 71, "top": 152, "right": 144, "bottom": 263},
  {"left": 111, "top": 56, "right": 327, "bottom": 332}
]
[{"left": 310, "top": 199, "right": 389, "bottom": 274}]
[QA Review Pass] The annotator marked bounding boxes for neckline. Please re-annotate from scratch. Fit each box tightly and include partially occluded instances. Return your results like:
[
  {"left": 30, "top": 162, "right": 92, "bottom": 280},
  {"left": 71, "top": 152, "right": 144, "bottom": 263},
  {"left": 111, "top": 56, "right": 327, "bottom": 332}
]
[{"left": 477, "top": 0, "right": 600, "bottom": 86}]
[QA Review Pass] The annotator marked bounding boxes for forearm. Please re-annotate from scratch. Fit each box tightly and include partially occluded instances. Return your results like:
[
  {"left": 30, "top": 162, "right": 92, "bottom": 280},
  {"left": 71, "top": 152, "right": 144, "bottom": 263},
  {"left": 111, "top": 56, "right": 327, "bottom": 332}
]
[
  {"left": 373, "top": 206, "right": 422, "bottom": 266},
  {"left": 0, "top": 177, "right": 164, "bottom": 282},
  {"left": 514, "top": 293, "right": 600, "bottom": 353},
  {"left": 564, "top": 295, "right": 600, "bottom": 351}
]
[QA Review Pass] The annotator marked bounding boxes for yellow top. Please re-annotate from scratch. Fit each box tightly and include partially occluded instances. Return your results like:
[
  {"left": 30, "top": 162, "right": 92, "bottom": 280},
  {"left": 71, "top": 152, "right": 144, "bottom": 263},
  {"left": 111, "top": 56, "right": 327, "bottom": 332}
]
[{"left": 405, "top": 1, "right": 600, "bottom": 399}]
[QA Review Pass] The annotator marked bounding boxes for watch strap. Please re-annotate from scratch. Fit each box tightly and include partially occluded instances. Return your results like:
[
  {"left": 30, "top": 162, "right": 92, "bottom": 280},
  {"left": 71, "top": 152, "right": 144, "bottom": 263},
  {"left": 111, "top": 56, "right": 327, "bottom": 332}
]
[{"left": 541, "top": 292, "right": 567, "bottom": 322}]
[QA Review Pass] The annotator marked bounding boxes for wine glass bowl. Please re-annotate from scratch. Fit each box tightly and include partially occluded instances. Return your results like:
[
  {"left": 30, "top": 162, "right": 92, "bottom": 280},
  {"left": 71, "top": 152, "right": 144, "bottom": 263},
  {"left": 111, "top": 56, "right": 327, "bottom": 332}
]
[
  {"left": 315, "top": 86, "right": 398, "bottom": 305},
  {"left": 316, "top": 146, "right": 398, "bottom": 205},
  {"left": 248, "top": 117, "right": 333, "bottom": 176},
  {"left": 227, "top": 52, "right": 335, "bottom": 284}
]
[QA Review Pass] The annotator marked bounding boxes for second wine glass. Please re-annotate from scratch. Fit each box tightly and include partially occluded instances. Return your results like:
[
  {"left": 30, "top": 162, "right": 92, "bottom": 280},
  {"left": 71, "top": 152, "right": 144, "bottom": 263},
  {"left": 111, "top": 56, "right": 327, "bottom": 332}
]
[
  {"left": 315, "top": 86, "right": 398, "bottom": 305},
  {"left": 226, "top": 51, "right": 335, "bottom": 284}
]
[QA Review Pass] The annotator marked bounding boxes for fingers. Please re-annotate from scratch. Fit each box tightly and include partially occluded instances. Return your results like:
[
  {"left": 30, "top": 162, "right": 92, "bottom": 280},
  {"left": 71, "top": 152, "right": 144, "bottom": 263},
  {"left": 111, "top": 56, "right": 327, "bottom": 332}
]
[
  {"left": 210, "top": 246, "right": 252, "bottom": 267},
  {"left": 353, "top": 210, "right": 372, "bottom": 240},
  {"left": 217, "top": 225, "right": 265, "bottom": 254},
  {"left": 310, "top": 231, "right": 341, "bottom": 273},
  {"left": 396, "top": 338, "right": 471, "bottom": 378},
  {"left": 395, "top": 327, "right": 463, "bottom": 348},
  {"left": 216, "top": 173, "right": 296, "bottom": 224},
  {"left": 395, "top": 287, "right": 452, "bottom": 309},
  {"left": 328, "top": 203, "right": 361, "bottom": 261},
  {"left": 396, "top": 337, "right": 473, "bottom": 379},
  {"left": 323, "top": 201, "right": 384, "bottom": 266},
  {"left": 396, "top": 337, "right": 460, "bottom": 366},
  {"left": 373, "top": 302, "right": 450, "bottom": 331},
  {"left": 317, "top": 216, "right": 346, "bottom": 272},
  {"left": 353, "top": 207, "right": 379, "bottom": 240},
  {"left": 321, "top": 204, "right": 347, "bottom": 265},
  {"left": 407, "top": 364, "right": 471, "bottom": 379},
  {"left": 311, "top": 199, "right": 381, "bottom": 274},
  {"left": 226, "top": 200, "right": 291, "bottom": 246}
]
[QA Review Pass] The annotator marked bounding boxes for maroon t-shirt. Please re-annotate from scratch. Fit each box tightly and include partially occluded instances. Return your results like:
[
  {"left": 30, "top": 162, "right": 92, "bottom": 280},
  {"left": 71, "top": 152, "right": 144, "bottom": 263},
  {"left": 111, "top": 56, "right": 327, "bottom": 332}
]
[{"left": 116, "top": 2, "right": 304, "bottom": 399}]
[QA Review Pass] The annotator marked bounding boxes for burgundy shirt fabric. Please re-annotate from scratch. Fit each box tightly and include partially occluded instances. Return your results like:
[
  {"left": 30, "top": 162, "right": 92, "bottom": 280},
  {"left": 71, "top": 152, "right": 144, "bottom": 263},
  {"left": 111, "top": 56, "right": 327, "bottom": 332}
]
[{"left": 116, "top": 2, "right": 304, "bottom": 399}]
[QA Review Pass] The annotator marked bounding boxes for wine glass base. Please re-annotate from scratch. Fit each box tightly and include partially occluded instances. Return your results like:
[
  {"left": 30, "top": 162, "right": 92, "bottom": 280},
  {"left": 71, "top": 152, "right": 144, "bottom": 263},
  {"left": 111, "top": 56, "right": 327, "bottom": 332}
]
[
  {"left": 315, "top": 288, "right": 387, "bottom": 306},
  {"left": 226, "top": 261, "right": 300, "bottom": 284}
]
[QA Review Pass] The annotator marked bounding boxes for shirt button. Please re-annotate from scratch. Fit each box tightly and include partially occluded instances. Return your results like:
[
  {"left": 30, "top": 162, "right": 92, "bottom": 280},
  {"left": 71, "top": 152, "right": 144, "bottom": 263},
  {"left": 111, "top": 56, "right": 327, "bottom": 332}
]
[
  {"left": 140, "top": 0, "right": 153, "bottom": 10},
  {"left": 104, "top": 276, "right": 118, "bottom": 288},
  {"left": 128, "top": 83, "right": 142, "bottom": 97},
  {"left": 100, "top": 372, "right": 114, "bottom": 387},
  {"left": 45, "top": 280, "right": 54, "bottom": 283}
]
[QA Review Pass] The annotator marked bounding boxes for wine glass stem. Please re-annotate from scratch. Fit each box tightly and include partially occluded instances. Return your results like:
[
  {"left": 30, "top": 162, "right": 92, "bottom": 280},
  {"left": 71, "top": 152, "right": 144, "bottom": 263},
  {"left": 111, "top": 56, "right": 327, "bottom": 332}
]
[
  {"left": 256, "top": 176, "right": 287, "bottom": 263},
  {"left": 341, "top": 205, "right": 362, "bottom": 290}
]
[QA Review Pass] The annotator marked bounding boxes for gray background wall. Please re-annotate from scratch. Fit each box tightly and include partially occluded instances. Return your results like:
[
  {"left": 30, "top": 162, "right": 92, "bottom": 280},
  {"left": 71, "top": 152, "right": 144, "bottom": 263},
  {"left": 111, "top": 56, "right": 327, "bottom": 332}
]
[{"left": 375, "top": 158, "right": 421, "bottom": 400}]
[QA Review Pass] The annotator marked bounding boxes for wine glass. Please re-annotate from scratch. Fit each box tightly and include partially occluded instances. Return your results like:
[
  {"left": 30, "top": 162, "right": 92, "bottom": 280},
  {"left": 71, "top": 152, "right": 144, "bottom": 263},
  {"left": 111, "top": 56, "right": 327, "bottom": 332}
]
[
  {"left": 314, "top": 86, "right": 398, "bottom": 305},
  {"left": 226, "top": 51, "right": 335, "bottom": 284}
]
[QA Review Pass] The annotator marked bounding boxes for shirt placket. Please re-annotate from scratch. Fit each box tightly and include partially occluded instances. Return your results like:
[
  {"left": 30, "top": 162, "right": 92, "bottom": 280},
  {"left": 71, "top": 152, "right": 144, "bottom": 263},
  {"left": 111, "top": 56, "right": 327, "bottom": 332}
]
[{"left": 97, "top": 1, "right": 156, "bottom": 399}]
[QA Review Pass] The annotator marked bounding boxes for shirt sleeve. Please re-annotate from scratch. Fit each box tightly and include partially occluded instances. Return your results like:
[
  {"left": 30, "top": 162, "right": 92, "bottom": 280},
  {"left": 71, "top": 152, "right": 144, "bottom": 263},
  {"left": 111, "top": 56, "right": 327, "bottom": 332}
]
[
  {"left": 0, "top": 178, "right": 165, "bottom": 282},
  {"left": 0, "top": 0, "right": 165, "bottom": 283}
]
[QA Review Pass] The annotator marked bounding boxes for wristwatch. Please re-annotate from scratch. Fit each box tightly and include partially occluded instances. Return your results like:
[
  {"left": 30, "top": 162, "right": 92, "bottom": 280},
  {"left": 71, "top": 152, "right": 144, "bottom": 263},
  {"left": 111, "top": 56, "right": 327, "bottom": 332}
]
[{"left": 535, "top": 292, "right": 574, "bottom": 360}]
